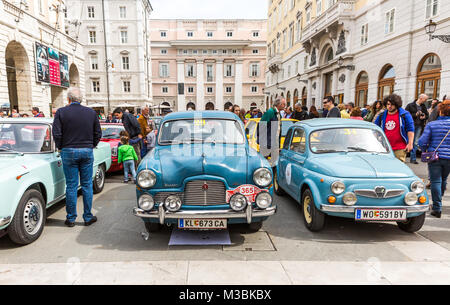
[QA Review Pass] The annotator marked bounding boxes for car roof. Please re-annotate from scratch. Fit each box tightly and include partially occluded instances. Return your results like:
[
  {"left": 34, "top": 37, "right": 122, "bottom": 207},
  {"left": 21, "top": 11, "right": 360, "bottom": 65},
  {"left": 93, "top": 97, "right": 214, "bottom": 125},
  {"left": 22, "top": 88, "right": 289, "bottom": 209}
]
[
  {"left": 162, "top": 111, "right": 240, "bottom": 121},
  {"left": 0, "top": 118, "right": 53, "bottom": 124},
  {"left": 296, "top": 118, "right": 377, "bottom": 129}
]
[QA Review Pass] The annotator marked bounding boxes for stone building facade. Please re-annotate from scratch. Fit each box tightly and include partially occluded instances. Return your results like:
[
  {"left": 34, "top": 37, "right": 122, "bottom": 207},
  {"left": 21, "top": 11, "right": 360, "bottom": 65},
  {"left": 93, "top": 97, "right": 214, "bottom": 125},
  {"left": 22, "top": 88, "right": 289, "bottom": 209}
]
[
  {"left": 266, "top": 0, "right": 450, "bottom": 110},
  {"left": 150, "top": 19, "right": 267, "bottom": 112},
  {"left": 0, "top": 0, "right": 85, "bottom": 117}
]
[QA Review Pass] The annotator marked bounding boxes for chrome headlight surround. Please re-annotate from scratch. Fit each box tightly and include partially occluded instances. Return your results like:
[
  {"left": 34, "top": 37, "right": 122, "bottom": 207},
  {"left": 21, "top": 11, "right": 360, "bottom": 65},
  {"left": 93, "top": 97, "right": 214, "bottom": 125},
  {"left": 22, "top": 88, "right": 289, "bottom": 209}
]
[
  {"left": 164, "top": 195, "right": 182, "bottom": 212},
  {"left": 411, "top": 181, "right": 425, "bottom": 194},
  {"left": 342, "top": 192, "right": 357, "bottom": 206},
  {"left": 111, "top": 146, "right": 118, "bottom": 157},
  {"left": 404, "top": 192, "right": 418, "bottom": 206},
  {"left": 255, "top": 192, "right": 273, "bottom": 209},
  {"left": 253, "top": 168, "right": 273, "bottom": 188},
  {"left": 138, "top": 194, "right": 155, "bottom": 211},
  {"left": 229, "top": 194, "right": 248, "bottom": 212},
  {"left": 331, "top": 181, "right": 346, "bottom": 195},
  {"left": 137, "top": 170, "right": 157, "bottom": 189}
]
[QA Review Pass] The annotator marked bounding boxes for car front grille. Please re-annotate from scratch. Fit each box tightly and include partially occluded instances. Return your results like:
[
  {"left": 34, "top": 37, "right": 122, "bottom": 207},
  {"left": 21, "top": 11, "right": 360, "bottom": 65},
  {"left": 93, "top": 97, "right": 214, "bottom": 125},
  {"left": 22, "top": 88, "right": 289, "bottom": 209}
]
[
  {"left": 154, "top": 180, "right": 227, "bottom": 206},
  {"left": 354, "top": 189, "right": 405, "bottom": 199}
]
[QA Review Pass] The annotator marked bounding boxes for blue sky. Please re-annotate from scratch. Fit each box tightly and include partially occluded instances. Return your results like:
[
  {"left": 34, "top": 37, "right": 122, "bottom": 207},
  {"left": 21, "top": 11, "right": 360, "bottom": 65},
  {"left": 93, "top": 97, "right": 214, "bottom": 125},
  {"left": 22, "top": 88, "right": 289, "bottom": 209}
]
[{"left": 150, "top": 0, "right": 268, "bottom": 19}]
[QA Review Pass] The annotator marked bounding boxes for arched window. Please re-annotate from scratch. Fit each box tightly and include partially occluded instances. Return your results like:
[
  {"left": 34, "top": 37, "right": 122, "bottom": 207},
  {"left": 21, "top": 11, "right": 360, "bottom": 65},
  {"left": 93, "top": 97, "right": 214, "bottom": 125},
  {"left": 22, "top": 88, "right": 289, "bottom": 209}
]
[
  {"left": 302, "top": 87, "right": 307, "bottom": 106},
  {"left": 325, "top": 47, "right": 334, "bottom": 64},
  {"left": 186, "top": 102, "right": 196, "bottom": 110},
  {"left": 293, "top": 89, "right": 299, "bottom": 105},
  {"left": 416, "top": 53, "right": 442, "bottom": 100},
  {"left": 378, "top": 64, "right": 395, "bottom": 99},
  {"left": 286, "top": 91, "right": 291, "bottom": 107},
  {"left": 355, "top": 71, "right": 369, "bottom": 107}
]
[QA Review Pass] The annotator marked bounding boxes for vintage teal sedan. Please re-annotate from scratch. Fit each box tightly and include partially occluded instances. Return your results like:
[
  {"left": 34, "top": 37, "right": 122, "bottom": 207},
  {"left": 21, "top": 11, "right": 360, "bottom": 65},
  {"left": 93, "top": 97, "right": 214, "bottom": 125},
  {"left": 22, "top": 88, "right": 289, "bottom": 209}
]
[
  {"left": 275, "top": 119, "right": 430, "bottom": 233},
  {"left": 133, "top": 111, "right": 276, "bottom": 233},
  {"left": 0, "top": 118, "right": 111, "bottom": 245}
]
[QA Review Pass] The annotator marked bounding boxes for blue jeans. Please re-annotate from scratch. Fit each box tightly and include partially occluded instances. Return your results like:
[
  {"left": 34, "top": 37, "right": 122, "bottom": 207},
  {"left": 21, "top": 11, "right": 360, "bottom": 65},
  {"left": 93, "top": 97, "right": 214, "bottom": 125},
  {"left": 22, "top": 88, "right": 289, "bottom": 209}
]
[
  {"left": 123, "top": 159, "right": 136, "bottom": 182},
  {"left": 428, "top": 159, "right": 450, "bottom": 212},
  {"left": 410, "top": 125, "right": 423, "bottom": 162},
  {"left": 61, "top": 148, "right": 94, "bottom": 222}
]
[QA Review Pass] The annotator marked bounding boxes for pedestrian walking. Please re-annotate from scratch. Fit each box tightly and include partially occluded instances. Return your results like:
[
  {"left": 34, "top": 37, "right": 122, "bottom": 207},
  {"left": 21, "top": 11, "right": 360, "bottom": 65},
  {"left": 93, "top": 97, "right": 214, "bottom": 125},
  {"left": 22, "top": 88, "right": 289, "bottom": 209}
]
[
  {"left": 323, "top": 96, "right": 341, "bottom": 118},
  {"left": 113, "top": 107, "right": 143, "bottom": 167},
  {"left": 52, "top": 87, "right": 101, "bottom": 227},
  {"left": 428, "top": 99, "right": 441, "bottom": 123},
  {"left": 284, "top": 107, "right": 293, "bottom": 119},
  {"left": 232, "top": 105, "right": 245, "bottom": 122},
  {"left": 118, "top": 135, "right": 138, "bottom": 184},
  {"left": 146, "top": 125, "right": 157, "bottom": 154},
  {"left": 137, "top": 107, "right": 153, "bottom": 158},
  {"left": 32, "top": 107, "right": 44, "bottom": 117},
  {"left": 405, "top": 94, "right": 429, "bottom": 164},
  {"left": 364, "top": 101, "right": 383, "bottom": 122},
  {"left": 419, "top": 98, "right": 450, "bottom": 218},
  {"left": 375, "top": 94, "right": 415, "bottom": 163},
  {"left": 257, "top": 97, "right": 286, "bottom": 162}
]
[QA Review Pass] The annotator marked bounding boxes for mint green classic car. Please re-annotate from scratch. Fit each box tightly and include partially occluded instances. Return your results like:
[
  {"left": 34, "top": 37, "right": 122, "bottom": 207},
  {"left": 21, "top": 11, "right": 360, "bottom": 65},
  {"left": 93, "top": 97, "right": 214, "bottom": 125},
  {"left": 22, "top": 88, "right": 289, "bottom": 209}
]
[{"left": 0, "top": 118, "right": 111, "bottom": 245}]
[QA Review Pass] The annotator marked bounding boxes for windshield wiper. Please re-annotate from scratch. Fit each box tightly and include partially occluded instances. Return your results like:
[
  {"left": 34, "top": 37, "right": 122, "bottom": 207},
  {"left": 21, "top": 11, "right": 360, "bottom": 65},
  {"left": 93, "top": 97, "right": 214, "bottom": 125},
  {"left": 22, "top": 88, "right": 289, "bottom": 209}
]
[
  {"left": 0, "top": 147, "right": 23, "bottom": 155},
  {"left": 315, "top": 149, "right": 341, "bottom": 153},
  {"left": 347, "top": 147, "right": 369, "bottom": 152}
]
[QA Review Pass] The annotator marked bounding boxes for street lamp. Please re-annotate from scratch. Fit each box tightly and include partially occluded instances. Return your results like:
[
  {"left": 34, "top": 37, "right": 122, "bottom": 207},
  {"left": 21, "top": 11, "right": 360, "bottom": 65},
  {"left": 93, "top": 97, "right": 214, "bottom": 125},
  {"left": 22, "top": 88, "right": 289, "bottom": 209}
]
[
  {"left": 337, "top": 57, "right": 355, "bottom": 71},
  {"left": 425, "top": 20, "right": 450, "bottom": 43}
]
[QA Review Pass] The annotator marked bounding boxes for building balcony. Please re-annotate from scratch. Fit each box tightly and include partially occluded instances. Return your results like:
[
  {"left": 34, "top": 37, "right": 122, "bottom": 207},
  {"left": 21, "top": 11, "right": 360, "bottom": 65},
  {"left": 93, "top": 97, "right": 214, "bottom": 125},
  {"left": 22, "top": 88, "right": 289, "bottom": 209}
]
[{"left": 301, "top": 0, "right": 355, "bottom": 49}]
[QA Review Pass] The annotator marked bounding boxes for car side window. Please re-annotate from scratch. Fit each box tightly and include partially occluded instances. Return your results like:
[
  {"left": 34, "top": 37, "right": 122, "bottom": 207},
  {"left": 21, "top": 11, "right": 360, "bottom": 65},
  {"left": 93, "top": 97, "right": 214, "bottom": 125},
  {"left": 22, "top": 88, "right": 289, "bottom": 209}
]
[
  {"left": 289, "top": 128, "right": 306, "bottom": 154},
  {"left": 283, "top": 129, "right": 293, "bottom": 150}
]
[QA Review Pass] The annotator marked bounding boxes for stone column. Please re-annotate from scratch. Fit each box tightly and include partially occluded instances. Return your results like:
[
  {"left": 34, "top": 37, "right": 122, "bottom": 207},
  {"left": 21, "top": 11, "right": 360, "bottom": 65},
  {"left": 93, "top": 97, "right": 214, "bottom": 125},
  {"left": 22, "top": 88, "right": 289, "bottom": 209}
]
[
  {"left": 235, "top": 60, "right": 243, "bottom": 106},
  {"left": 344, "top": 69, "right": 352, "bottom": 104},
  {"left": 177, "top": 60, "right": 185, "bottom": 112},
  {"left": 215, "top": 60, "right": 224, "bottom": 111},
  {"left": 196, "top": 60, "right": 205, "bottom": 110}
]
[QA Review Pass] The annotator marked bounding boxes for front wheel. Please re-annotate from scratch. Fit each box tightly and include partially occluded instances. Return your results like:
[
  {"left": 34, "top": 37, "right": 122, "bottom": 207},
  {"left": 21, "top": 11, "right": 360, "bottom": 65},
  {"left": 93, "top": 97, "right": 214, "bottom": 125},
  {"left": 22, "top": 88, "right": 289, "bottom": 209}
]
[
  {"left": 93, "top": 164, "right": 105, "bottom": 194},
  {"left": 8, "top": 189, "right": 46, "bottom": 245},
  {"left": 397, "top": 213, "right": 426, "bottom": 233},
  {"left": 301, "top": 189, "right": 325, "bottom": 232}
]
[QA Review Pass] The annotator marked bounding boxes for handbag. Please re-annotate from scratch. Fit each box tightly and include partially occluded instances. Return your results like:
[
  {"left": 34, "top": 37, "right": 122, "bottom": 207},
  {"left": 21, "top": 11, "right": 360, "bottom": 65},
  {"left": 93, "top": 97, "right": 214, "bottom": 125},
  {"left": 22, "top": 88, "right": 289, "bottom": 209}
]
[{"left": 421, "top": 129, "right": 450, "bottom": 163}]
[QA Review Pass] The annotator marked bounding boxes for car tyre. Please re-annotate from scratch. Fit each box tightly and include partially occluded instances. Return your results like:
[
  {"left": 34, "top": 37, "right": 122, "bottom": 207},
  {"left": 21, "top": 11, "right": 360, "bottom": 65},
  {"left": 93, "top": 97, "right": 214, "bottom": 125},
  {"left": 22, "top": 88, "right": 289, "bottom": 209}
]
[
  {"left": 244, "top": 221, "right": 263, "bottom": 233},
  {"left": 301, "top": 189, "right": 325, "bottom": 232},
  {"left": 93, "top": 164, "right": 106, "bottom": 194},
  {"left": 145, "top": 222, "right": 161, "bottom": 233},
  {"left": 274, "top": 169, "right": 286, "bottom": 196},
  {"left": 8, "top": 189, "right": 46, "bottom": 245},
  {"left": 397, "top": 213, "right": 426, "bottom": 233}
]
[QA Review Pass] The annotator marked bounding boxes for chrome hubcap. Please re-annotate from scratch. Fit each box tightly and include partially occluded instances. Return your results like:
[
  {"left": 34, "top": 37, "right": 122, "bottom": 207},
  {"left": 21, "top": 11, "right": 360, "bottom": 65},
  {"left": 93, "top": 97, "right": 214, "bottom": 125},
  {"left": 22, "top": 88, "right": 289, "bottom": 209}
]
[
  {"left": 23, "top": 199, "right": 43, "bottom": 235},
  {"left": 304, "top": 196, "right": 312, "bottom": 224},
  {"left": 96, "top": 167, "right": 104, "bottom": 188}
]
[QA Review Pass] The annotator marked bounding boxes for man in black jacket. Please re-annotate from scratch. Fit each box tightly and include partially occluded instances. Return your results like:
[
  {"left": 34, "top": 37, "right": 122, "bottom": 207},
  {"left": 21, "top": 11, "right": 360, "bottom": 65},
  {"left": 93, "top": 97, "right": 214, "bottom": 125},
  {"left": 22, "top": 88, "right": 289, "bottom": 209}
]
[
  {"left": 113, "top": 107, "right": 143, "bottom": 166},
  {"left": 292, "top": 103, "right": 309, "bottom": 121},
  {"left": 323, "top": 96, "right": 341, "bottom": 118},
  {"left": 405, "top": 94, "right": 429, "bottom": 164},
  {"left": 52, "top": 87, "right": 101, "bottom": 227}
]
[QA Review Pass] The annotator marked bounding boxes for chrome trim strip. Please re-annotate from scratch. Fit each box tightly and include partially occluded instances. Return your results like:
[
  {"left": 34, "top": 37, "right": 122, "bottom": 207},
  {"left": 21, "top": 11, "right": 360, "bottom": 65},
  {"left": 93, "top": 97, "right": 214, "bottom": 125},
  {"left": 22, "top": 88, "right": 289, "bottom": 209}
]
[
  {"left": 133, "top": 206, "right": 277, "bottom": 224},
  {"left": 320, "top": 204, "right": 431, "bottom": 214},
  {"left": 0, "top": 216, "right": 12, "bottom": 227},
  {"left": 354, "top": 189, "right": 405, "bottom": 199}
]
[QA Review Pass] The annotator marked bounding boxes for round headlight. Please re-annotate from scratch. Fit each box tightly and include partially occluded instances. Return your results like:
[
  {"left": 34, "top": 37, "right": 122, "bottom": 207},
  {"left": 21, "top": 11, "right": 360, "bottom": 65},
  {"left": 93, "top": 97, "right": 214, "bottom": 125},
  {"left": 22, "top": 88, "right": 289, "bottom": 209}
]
[
  {"left": 253, "top": 168, "right": 273, "bottom": 188},
  {"left": 255, "top": 192, "right": 272, "bottom": 209},
  {"left": 331, "top": 181, "right": 346, "bottom": 195},
  {"left": 343, "top": 192, "right": 357, "bottom": 206},
  {"left": 138, "top": 194, "right": 154, "bottom": 211},
  {"left": 230, "top": 194, "right": 248, "bottom": 211},
  {"left": 404, "top": 192, "right": 418, "bottom": 206},
  {"left": 411, "top": 181, "right": 425, "bottom": 194},
  {"left": 164, "top": 195, "right": 182, "bottom": 212},
  {"left": 137, "top": 170, "right": 157, "bottom": 189}
]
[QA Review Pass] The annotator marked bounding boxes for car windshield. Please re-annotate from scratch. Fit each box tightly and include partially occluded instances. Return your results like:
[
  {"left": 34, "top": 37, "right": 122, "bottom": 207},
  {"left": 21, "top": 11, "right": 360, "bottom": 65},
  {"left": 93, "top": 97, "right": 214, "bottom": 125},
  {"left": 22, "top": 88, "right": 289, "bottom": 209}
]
[
  {"left": 159, "top": 119, "right": 245, "bottom": 145},
  {"left": 310, "top": 128, "right": 390, "bottom": 154},
  {"left": 0, "top": 123, "right": 52, "bottom": 153},
  {"left": 281, "top": 121, "right": 296, "bottom": 137},
  {"left": 101, "top": 125, "right": 124, "bottom": 139},
  {"left": 152, "top": 118, "right": 162, "bottom": 129}
]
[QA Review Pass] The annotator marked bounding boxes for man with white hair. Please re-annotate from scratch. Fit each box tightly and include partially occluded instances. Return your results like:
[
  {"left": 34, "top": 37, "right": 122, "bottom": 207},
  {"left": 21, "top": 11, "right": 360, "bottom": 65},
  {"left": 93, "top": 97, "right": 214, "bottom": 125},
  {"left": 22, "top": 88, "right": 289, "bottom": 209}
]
[
  {"left": 52, "top": 87, "right": 102, "bottom": 227},
  {"left": 406, "top": 94, "right": 429, "bottom": 164}
]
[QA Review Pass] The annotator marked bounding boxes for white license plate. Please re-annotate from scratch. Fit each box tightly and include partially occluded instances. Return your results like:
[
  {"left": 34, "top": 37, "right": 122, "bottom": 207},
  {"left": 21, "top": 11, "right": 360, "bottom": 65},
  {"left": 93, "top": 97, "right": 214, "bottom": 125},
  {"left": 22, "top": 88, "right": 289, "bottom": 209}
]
[
  {"left": 178, "top": 219, "right": 227, "bottom": 230},
  {"left": 355, "top": 209, "right": 407, "bottom": 221}
]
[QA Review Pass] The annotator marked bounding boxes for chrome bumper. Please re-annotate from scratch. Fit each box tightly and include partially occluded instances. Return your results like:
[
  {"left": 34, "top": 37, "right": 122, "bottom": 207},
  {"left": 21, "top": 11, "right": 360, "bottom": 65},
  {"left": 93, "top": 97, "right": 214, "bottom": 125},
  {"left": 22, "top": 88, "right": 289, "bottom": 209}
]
[
  {"left": 0, "top": 216, "right": 11, "bottom": 227},
  {"left": 133, "top": 205, "right": 277, "bottom": 224},
  {"left": 320, "top": 204, "right": 431, "bottom": 214}
]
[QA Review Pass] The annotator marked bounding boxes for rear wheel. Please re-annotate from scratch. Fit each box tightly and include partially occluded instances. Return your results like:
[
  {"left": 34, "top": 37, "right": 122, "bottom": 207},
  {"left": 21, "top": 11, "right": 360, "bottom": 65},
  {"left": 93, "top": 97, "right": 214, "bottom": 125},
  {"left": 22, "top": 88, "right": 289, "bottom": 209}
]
[
  {"left": 93, "top": 164, "right": 105, "bottom": 194},
  {"left": 8, "top": 189, "right": 46, "bottom": 245},
  {"left": 301, "top": 189, "right": 325, "bottom": 232},
  {"left": 145, "top": 222, "right": 161, "bottom": 233},
  {"left": 397, "top": 213, "right": 426, "bottom": 233},
  {"left": 274, "top": 169, "right": 286, "bottom": 196}
]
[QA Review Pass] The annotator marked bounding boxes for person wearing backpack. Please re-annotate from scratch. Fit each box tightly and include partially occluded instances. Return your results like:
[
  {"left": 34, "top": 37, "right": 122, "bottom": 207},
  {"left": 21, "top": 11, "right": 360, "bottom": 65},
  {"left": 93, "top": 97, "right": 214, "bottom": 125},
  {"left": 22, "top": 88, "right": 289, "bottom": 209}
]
[
  {"left": 374, "top": 94, "right": 415, "bottom": 162},
  {"left": 419, "top": 99, "right": 450, "bottom": 218}
]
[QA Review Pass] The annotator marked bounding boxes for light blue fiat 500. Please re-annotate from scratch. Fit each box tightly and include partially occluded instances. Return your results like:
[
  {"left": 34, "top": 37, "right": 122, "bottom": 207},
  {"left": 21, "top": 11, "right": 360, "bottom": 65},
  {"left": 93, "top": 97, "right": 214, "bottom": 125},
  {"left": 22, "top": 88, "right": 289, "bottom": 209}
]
[
  {"left": 0, "top": 118, "right": 111, "bottom": 245},
  {"left": 133, "top": 111, "right": 276, "bottom": 234},
  {"left": 275, "top": 119, "right": 430, "bottom": 233}
]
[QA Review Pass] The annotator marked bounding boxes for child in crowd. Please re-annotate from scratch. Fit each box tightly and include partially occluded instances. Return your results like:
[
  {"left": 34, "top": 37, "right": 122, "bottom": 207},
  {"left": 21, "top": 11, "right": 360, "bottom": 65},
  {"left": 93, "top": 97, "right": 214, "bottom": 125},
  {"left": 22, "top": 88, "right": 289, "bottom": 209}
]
[
  {"left": 146, "top": 125, "right": 156, "bottom": 154},
  {"left": 118, "top": 135, "right": 138, "bottom": 183}
]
